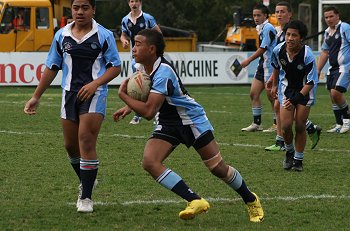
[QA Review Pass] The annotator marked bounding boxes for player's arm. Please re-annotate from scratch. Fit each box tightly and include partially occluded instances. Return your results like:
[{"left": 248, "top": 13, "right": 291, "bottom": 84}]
[
  {"left": 153, "top": 24, "right": 162, "bottom": 33},
  {"left": 116, "top": 79, "right": 165, "bottom": 121},
  {"left": 78, "top": 66, "right": 121, "bottom": 101},
  {"left": 240, "top": 48, "right": 266, "bottom": 68},
  {"left": 271, "top": 68, "right": 279, "bottom": 98},
  {"left": 120, "top": 32, "right": 130, "bottom": 49},
  {"left": 316, "top": 50, "right": 329, "bottom": 78},
  {"left": 24, "top": 67, "right": 58, "bottom": 115}
]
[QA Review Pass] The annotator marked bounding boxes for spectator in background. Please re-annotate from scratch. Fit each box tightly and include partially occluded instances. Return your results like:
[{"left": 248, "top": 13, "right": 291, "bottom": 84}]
[
  {"left": 120, "top": 0, "right": 161, "bottom": 125},
  {"left": 13, "top": 8, "right": 25, "bottom": 30},
  {"left": 317, "top": 6, "right": 350, "bottom": 134}
]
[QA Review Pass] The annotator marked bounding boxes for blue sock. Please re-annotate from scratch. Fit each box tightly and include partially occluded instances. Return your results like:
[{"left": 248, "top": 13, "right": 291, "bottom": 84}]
[
  {"left": 285, "top": 143, "right": 295, "bottom": 153},
  {"left": 294, "top": 151, "right": 304, "bottom": 161}
]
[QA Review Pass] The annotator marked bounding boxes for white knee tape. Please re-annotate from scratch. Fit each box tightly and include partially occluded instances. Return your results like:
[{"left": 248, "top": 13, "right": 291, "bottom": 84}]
[
  {"left": 222, "top": 166, "right": 234, "bottom": 182},
  {"left": 203, "top": 152, "right": 222, "bottom": 170}
]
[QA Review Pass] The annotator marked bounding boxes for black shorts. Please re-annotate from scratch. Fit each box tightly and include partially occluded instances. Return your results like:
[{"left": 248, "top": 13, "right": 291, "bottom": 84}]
[
  {"left": 254, "top": 67, "right": 265, "bottom": 82},
  {"left": 150, "top": 124, "right": 214, "bottom": 150}
]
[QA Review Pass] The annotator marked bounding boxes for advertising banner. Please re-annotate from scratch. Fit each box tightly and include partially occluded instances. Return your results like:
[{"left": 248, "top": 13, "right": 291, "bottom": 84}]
[{"left": 0, "top": 52, "right": 328, "bottom": 86}]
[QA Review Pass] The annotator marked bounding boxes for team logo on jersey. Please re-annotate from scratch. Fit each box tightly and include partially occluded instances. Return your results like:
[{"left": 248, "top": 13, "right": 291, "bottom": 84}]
[
  {"left": 90, "top": 43, "right": 98, "bottom": 50},
  {"left": 63, "top": 42, "right": 73, "bottom": 51},
  {"left": 335, "top": 33, "right": 340, "bottom": 39},
  {"left": 127, "top": 22, "right": 133, "bottom": 28},
  {"left": 297, "top": 64, "right": 304, "bottom": 70},
  {"left": 280, "top": 59, "right": 287, "bottom": 66},
  {"left": 139, "top": 23, "right": 145, "bottom": 28},
  {"left": 226, "top": 55, "right": 247, "bottom": 81}
]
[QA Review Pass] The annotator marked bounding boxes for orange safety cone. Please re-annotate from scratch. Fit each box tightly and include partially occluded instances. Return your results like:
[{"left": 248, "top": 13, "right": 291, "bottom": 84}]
[{"left": 60, "top": 16, "right": 66, "bottom": 28}]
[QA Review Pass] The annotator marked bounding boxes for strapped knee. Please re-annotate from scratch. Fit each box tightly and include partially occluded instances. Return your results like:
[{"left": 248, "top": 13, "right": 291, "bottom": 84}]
[{"left": 203, "top": 152, "right": 222, "bottom": 170}]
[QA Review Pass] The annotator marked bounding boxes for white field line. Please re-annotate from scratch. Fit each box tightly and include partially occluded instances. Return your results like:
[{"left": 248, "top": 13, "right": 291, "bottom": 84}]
[
  {"left": 1, "top": 129, "right": 350, "bottom": 153},
  {"left": 67, "top": 194, "right": 350, "bottom": 206}
]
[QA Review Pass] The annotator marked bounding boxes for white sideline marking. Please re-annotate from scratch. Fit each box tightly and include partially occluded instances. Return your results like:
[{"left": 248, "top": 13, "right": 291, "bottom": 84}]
[
  {"left": 67, "top": 195, "right": 350, "bottom": 206},
  {"left": 1, "top": 129, "right": 350, "bottom": 153}
]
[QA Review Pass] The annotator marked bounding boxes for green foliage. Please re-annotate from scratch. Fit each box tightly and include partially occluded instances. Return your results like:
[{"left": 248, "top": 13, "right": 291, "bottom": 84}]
[
  {"left": 94, "top": 0, "right": 325, "bottom": 41},
  {"left": 1, "top": 85, "right": 349, "bottom": 230}
]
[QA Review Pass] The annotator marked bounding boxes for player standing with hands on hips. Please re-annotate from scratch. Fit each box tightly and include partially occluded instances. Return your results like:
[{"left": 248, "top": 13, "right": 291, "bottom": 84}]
[
  {"left": 24, "top": 0, "right": 121, "bottom": 213},
  {"left": 271, "top": 20, "right": 318, "bottom": 171},
  {"left": 120, "top": 0, "right": 161, "bottom": 125},
  {"left": 113, "top": 29, "right": 264, "bottom": 222},
  {"left": 317, "top": 6, "right": 350, "bottom": 134}
]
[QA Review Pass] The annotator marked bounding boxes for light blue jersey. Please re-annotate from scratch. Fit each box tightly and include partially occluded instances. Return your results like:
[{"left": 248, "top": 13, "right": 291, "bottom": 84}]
[
  {"left": 321, "top": 21, "right": 350, "bottom": 74},
  {"left": 46, "top": 19, "right": 121, "bottom": 93},
  {"left": 143, "top": 57, "right": 212, "bottom": 128},
  {"left": 272, "top": 42, "right": 318, "bottom": 106},
  {"left": 121, "top": 11, "right": 157, "bottom": 49},
  {"left": 256, "top": 21, "right": 277, "bottom": 80}
]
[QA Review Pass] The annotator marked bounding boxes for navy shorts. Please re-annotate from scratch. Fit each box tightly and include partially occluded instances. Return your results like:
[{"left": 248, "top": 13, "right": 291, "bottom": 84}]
[
  {"left": 150, "top": 121, "right": 214, "bottom": 150},
  {"left": 326, "top": 70, "right": 350, "bottom": 93},
  {"left": 60, "top": 90, "right": 107, "bottom": 121}
]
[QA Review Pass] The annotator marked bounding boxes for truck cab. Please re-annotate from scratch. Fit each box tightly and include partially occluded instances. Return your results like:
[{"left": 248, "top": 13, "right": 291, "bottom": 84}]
[{"left": 0, "top": 0, "right": 70, "bottom": 52}]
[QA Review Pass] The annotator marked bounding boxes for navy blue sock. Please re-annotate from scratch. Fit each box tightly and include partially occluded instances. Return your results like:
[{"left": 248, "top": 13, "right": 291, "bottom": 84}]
[
  {"left": 171, "top": 180, "right": 201, "bottom": 202},
  {"left": 80, "top": 159, "right": 99, "bottom": 199},
  {"left": 157, "top": 168, "right": 200, "bottom": 202}
]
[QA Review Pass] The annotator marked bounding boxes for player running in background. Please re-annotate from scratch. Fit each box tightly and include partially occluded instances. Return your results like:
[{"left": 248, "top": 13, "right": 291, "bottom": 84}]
[
  {"left": 271, "top": 20, "right": 318, "bottom": 171},
  {"left": 240, "top": 3, "right": 276, "bottom": 132},
  {"left": 265, "top": 1, "right": 321, "bottom": 151},
  {"left": 113, "top": 29, "right": 264, "bottom": 222},
  {"left": 24, "top": 0, "right": 121, "bottom": 213},
  {"left": 317, "top": 6, "right": 350, "bottom": 134},
  {"left": 121, "top": 0, "right": 161, "bottom": 125}
]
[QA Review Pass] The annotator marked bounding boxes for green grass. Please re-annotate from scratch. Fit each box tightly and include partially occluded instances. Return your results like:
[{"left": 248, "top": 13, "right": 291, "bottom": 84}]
[{"left": 1, "top": 85, "right": 349, "bottom": 230}]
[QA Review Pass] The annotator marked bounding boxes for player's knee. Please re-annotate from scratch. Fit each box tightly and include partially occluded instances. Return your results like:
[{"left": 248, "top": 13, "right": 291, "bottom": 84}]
[
  {"left": 64, "top": 142, "right": 79, "bottom": 155},
  {"left": 294, "top": 122, "right": 305, "bottom": 133},
  {"left": 142, "top": 156, "right": 158, "bottom": 173},
  {"left": 249, "top": 91, "right": 258, "bottom": 100},
  {"left": 281, "top": 125, "right": 292, "bottom": 135}
]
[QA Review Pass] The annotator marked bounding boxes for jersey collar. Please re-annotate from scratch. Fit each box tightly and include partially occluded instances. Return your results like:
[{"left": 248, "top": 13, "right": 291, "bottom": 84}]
[
  {"left": 325, "top": 20, "right": 342, "bottom": 33},
  {"left": 62, "top": 19, "right": 98, "bottom": 43},
  {"left": 128, "top": 10, "right": 143, "bottom": 24},
  {"left": 256, "top": 19, "right": 269, "bottom": 34}
]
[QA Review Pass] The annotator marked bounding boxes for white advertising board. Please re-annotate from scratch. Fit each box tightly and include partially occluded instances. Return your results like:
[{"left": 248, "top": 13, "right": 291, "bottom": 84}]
[{"left": 0, "top": 51, "right": 327, "bottom": 86}]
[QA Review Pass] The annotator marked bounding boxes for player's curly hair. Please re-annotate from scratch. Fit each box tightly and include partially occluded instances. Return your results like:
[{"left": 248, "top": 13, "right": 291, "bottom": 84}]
[
  {"left": 137, "top": 29, "right": 165, "bottom": 57},
  {"left": 283, "top": 20, "right": 308, "bottom": 39}
]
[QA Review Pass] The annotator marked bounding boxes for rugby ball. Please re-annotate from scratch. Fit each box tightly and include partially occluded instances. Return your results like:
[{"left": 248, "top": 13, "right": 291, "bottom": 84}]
[{"left": 127, "top": 71, "right": 151, "bottom": 102}]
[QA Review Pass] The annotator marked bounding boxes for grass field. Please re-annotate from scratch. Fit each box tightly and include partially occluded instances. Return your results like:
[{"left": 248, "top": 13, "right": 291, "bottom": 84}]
[{"left": 1, "top": 85, "right": 349, "bottom": 230}]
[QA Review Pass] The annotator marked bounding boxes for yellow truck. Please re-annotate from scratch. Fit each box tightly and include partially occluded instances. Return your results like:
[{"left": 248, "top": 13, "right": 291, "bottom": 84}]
[
  {"left": 0, "top": 0, "right": 197, "bottom": 52},
  {"left": 224, "top": 7, "right": 278, "bottom": 51}
]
